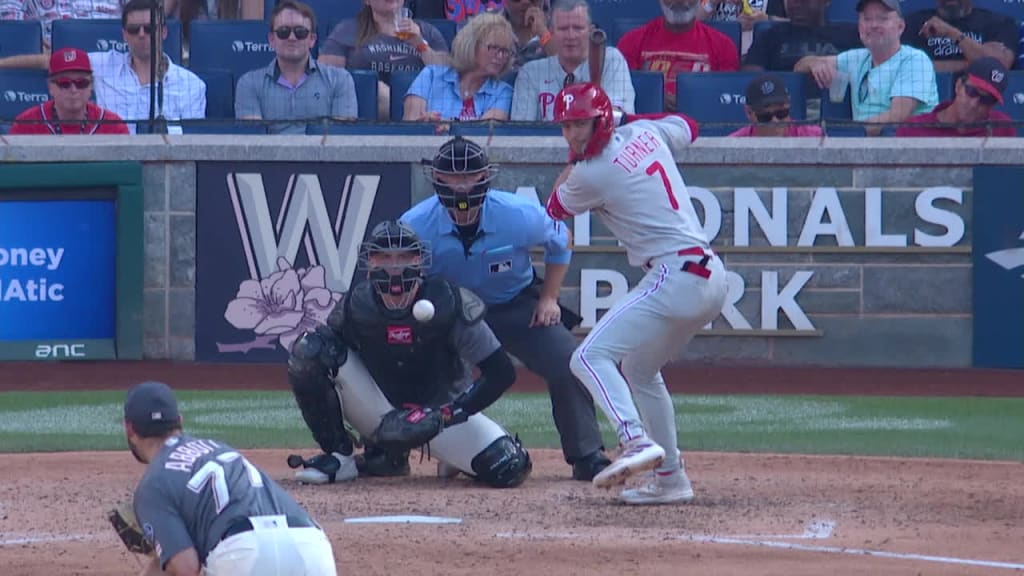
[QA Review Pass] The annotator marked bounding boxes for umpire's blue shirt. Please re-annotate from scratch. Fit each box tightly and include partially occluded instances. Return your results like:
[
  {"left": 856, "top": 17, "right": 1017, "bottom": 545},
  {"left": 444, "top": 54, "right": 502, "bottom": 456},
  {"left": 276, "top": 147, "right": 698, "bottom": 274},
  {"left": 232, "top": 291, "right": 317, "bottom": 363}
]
[{"left": 401, "top": 190, "right": 572, "bottom": 305}]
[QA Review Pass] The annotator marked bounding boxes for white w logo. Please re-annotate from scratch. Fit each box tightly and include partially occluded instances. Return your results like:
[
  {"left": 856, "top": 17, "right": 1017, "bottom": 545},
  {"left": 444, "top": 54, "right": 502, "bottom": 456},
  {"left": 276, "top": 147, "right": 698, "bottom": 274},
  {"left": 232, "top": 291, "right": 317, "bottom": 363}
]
[
  {"left": 986, "top": 230, "right": 1024, "bottom": 279},
  {"left": 227, "top": 173, "right": 380, "bottom": 292}
]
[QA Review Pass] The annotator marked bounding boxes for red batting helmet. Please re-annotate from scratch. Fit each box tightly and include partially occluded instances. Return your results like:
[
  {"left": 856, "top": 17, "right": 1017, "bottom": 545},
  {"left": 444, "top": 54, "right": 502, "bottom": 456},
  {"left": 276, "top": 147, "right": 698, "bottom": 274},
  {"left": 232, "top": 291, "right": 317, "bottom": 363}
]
[{"left": 553, "top": 82, "right": 615, "bottom": 161}]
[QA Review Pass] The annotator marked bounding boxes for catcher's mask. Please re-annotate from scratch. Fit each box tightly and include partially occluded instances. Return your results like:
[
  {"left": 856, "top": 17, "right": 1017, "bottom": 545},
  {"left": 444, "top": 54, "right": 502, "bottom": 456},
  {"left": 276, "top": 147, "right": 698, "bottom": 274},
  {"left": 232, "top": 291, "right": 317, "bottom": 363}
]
[
  {"left": 422, "top": 136, "right": 498, "bottom": 226},
  {"left": 359, "top": 221, "right": 432, "bottom": 313}
]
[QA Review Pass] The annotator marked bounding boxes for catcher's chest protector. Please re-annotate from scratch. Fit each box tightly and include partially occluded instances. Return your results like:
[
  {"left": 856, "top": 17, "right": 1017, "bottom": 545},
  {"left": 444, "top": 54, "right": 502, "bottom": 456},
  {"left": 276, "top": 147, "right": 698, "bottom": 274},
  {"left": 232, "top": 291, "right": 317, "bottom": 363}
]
[{"left": 344, "top": 279, "right": 462, "bottom": 406}]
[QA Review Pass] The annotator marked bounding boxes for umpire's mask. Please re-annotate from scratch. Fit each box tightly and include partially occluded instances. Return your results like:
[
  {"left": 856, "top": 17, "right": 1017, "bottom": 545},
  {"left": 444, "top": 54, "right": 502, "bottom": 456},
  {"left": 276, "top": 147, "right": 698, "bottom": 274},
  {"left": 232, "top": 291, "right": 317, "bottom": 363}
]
[
  {"left": 359, "top": 221, "right": 432, "bottom": 313},
  {"left": 423, "top": 136, "right": 497, "bottom": 226}
]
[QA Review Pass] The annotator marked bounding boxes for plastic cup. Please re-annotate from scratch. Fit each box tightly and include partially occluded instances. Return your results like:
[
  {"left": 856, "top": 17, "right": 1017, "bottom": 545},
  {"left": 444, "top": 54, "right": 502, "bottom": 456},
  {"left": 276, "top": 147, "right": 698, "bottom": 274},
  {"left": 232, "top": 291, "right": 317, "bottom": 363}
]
[
  {"left": 395, "top": 7, "right": 414, "bottom": 40},
  {"left": 829, "top": 71, "right": 850, "bottom": 103}
]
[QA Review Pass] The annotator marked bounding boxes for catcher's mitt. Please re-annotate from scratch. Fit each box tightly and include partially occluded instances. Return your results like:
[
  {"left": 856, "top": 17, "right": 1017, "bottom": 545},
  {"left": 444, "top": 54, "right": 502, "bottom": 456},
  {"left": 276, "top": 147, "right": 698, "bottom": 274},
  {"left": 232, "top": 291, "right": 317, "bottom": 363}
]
[
  {"left": 369, "top": 404, "right": 444, "bottom": 452},
  {"left": 108, "top": 501, "right": 155, "bottom": 556}
]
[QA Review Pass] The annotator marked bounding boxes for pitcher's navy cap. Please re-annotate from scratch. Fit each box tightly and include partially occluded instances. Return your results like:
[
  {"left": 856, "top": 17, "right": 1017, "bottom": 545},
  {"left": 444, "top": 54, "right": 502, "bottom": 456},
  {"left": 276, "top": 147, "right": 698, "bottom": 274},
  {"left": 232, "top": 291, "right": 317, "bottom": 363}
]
[{"left": 124, "top": 381, "right": 181, "bottom": 435}]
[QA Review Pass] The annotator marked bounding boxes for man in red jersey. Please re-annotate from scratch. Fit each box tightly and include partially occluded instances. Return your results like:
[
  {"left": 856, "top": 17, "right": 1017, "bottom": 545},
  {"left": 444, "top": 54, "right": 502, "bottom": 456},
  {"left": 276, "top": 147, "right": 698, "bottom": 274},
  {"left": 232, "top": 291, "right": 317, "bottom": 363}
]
[
  {"left": 616, "top": 0, "right": 740, "bottom": 111},
  {"left": 9, "top": 48, "right": 129, "bottom": 135}
]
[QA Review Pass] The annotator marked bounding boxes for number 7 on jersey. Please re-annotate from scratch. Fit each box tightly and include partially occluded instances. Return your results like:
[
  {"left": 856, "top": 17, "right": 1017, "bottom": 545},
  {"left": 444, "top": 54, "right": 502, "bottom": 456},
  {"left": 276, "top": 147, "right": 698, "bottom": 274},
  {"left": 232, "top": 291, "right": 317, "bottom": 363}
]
[{"left": 646, "top": 160, "right": 679, "bottom": 210}]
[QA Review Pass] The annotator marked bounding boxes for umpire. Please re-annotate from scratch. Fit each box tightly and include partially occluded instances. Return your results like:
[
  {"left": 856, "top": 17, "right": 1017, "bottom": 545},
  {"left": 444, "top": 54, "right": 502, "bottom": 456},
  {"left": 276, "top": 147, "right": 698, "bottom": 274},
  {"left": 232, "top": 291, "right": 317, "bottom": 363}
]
[{"left": 401, "top": 136, "right": 610, "bottom": 481}]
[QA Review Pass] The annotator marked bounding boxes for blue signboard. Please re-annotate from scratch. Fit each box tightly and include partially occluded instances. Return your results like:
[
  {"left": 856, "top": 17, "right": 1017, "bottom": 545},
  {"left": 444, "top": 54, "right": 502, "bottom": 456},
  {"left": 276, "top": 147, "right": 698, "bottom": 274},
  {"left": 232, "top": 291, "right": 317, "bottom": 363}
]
[
  {"left": 0, "top": 200, "right": 116, "bottom": 341},
  {"left": 195, "top": 162, "right": 411, "bottom": 363},
  {"left": 972, "top": 167, "right": 1024, "bottom": 369}
]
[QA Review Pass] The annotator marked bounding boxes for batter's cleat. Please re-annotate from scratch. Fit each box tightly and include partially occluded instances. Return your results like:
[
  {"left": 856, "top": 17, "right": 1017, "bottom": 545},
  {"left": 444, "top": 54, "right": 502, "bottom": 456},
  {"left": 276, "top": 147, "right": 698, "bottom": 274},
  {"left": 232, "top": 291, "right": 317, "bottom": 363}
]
[
  {"left": 592, "top": 438, "right": 665, "bottom": 489},
  {"left": 572, "top": 451, "right": 612, "bottom": 481},
  {"left": 295, "top": 452, "right": 358, "bottom": 484},
  {"left": 619, "top": 468, "right": 694, "bottom": 505},
  {"left": 437, "top": 460, "right": 461, "bottom": 479}
]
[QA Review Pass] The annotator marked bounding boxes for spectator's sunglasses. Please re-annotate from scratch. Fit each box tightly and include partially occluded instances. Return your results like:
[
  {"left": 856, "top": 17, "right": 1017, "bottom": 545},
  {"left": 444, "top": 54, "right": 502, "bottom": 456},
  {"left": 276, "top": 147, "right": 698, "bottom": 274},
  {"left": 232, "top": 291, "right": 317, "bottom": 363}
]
[
  {"left": 754, "top": 108, "right": 790, "bottom": 122},
  {"left": 124, "top": 23, "right": 156, "bottom": 35},
  {"left": 51, "top": 77, "right": 92, "bottom": 90},
  {"left": 964, "top": 83, "right": 998, "bottom": 106},
  {"left": 274, "top": 26, "right": 311, "bottom": 40},
  {"left": 858, "top": 71, "right": 870, "bottom": 103}
]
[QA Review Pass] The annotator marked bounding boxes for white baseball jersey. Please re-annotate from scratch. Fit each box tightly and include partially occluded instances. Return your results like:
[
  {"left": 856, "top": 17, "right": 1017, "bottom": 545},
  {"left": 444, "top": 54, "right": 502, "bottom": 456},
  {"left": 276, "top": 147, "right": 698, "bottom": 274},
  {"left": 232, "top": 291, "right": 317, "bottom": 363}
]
[
  {"left": 554, "top": 115, "right": 708, "bottom": 267},
  {"left": 510, "top": 48, "right": 636, "bottom": 121}
]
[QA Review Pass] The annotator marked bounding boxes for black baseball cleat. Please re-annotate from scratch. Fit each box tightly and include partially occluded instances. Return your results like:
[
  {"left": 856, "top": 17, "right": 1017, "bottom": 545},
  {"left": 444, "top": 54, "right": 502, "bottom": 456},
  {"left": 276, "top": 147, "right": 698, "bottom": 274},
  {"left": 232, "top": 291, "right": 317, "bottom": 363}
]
[
  {"left": 572, "top": 451, "right": 612, "bottom": 481},
  {"left": 355, "top": 448, "right": 411, "bottom": 477}
]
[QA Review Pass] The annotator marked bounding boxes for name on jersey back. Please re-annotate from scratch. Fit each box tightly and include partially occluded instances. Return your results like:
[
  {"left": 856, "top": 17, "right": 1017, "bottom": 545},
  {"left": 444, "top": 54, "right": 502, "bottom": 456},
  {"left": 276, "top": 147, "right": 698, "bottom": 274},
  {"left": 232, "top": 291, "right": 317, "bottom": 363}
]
[
  {"left": 165, "top": 439, "right": 221, "bottom": 473},
  {"left": 612, "top": 130, "right": 663, "bottom": 174}
]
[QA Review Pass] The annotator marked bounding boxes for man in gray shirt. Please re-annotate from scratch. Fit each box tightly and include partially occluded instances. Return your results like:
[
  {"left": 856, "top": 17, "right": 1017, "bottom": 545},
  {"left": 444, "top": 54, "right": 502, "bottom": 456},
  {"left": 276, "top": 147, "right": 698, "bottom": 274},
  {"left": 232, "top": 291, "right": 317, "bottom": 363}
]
[
  {"left": 235, "top": 0, "right": 357, "bottom": 134},
  {"left": 124, "top": 381, "right": 337, "bottom": 575}
]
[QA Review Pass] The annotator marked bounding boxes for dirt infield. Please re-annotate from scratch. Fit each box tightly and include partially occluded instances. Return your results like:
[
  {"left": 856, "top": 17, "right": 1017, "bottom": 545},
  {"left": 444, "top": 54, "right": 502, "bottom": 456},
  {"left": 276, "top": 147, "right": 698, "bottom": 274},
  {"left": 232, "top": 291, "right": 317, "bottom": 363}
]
[{"left": 1, "top": 449, "right": 1022, "bottom": 575}]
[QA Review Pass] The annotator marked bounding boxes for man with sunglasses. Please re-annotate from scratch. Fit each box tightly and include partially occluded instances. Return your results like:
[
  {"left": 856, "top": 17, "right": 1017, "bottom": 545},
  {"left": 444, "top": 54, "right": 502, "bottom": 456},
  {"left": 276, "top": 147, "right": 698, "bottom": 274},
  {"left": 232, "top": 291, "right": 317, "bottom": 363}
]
[
  {"left": 10, "top": 47, "right": 129, "bottom": 135},
  {"left": 727, "top": 73, "right": 821, "bottom": 137},
  {"left": 235, "top": 0, "right": 357, "bottom": 134},
  {"left": 896, "top": 56, "right": 1015, "bottom": 137}
]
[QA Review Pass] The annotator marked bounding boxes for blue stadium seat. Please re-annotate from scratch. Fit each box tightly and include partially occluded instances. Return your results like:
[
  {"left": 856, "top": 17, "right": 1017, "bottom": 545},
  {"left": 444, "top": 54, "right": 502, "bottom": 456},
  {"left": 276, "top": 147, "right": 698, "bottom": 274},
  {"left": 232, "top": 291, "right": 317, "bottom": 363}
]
[
  {"left": 51, "top": 19, "right": 183, "bottom": 64},
  {"left": 349, "top": 69, "right": 380, "bottom": 120},
  {"left": 752, "top": 20, "right": 777, "bottom": 46},
  {"left": 676, "top": 71, "right": 807, "bottom": 136},
  {"left": 826, "top": 1, "right": 857, "bottom": 23},
  {"left": 995, "top": 71, "right": 1024, "bottom": 135},
  {"left": 450, "top": 123, "right": 562, "bottom": 137},
  {"left": 180, "top": 121, "right": 268, "bottom": 134},
  {"left": 610, "top": 18, "right": 647, "bottom": 45},
  {"left": 631, "top": 70, "right": 665, "bottom": 114},
  {"left": 706, "top": 20, "right": 742, "bottom": 61},
  {"left": 824, "top": 123, "right": 867, "bottom": 137},
  {"left": 0, "top": 69, "right": 49, "bottom": 127},
  {"left": 304, "top": 122, "right": 437, "bottom": 135},
  {"left": 423, "top": 18, "right": 457, "bottom": 49},
  {"left": 389, "top": 70, "right": 420, "bottom": 121},
  {"left": 0, "top": 21, "right": 43, "bottom": 57},
  {"left": 590, "top": 0, "right": 661, "bottom": 40},
  {"left": 936, "top": 71, "right": 954, "bottom": 103},
  {"left": 193, "top": 69, "right": 234, "bottom": 118},
  {"left": 188, "top": 20, "right": 275, "bottom": 76}
]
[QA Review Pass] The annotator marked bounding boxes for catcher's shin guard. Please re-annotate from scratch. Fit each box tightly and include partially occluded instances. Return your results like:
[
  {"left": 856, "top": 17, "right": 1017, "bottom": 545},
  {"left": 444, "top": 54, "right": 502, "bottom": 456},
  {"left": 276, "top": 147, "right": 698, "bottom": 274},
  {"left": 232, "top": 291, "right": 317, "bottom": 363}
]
[
  {"left": 288, "top": 329, "right": 353, "bottom": 456},
  {"left": 471, "top": 435, "right": 532, "bottom": 488}
]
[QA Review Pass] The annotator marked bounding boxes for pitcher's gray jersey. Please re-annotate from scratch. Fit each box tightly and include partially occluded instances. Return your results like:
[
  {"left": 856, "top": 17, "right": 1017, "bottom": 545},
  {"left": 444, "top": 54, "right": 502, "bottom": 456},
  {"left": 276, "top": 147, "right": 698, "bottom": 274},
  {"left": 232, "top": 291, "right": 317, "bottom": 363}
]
[{"left": 133, "top": 434, "right": 312, "bottom": 566}]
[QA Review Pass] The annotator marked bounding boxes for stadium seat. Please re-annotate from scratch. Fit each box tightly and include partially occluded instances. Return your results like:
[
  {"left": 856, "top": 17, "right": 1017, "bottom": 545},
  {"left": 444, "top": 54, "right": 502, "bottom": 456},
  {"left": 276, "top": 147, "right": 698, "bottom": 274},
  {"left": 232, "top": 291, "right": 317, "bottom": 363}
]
[
  {"left": 706, "top": 20, "right": 742, "bottom": 61},
  {"left": 752, "top": 20, "right": 777, "bottom": 45},
  {"left": 610, "top": 18, "right": 647, "bottom": 45},
  {"left": 823, "top": 123, "right": 867, "bottom": 137},
  {"left": 423, "top": 18, "right": 457, "bottom": 49},
  {"left": 350, "top": 69, "right": 380, "bottom": 120},
  {"left": 389, "top": 70, "right": 420, "bottom": 121},
  {"left": 188, "top": 20, "right": 275, "bottom": 76},
  {"left": 936, "top": 71, "right": 954, "bottom": 103},
  {"left": 305, "top": 122, "right": 438, "bottom": 135},
  {"left": 51, "top": 19, "right": 183, "bottom": 64},
  {"left": 995, "top": 71, "right": 1024, "bottom": 135},
  {"left": 676, "top": 71, "right": 807, "bottom": 136},
  {"left": 193, "top": 69, "right": 234, "bottom": 118},
  {"left": 0, "top": 21, "right": 43, "bottom": 58},
  {"left": 590, "top": 0, "right": 661, "bottom": 40},
  {"left": 0, "top": 69, "right": 49, "bottom": 127},
  {"left": 180, "top": 121, "right": 268, "bottom": 134},
  {"left": 450, "top": 123, "right": 562, "bottom": 137},
  {"left": 826, "top": 2, "right": 857, "bottom": 23},
  {"left": 631, "top": 70, "right": 665, "bottom": 114}
]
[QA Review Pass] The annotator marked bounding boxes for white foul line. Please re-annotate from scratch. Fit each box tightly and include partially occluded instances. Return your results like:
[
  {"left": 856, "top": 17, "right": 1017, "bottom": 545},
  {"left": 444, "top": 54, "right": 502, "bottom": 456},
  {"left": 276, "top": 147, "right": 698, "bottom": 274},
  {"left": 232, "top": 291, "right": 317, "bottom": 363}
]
[{"left": 683, "top": 535, "right": 1024, "bottom": 571}]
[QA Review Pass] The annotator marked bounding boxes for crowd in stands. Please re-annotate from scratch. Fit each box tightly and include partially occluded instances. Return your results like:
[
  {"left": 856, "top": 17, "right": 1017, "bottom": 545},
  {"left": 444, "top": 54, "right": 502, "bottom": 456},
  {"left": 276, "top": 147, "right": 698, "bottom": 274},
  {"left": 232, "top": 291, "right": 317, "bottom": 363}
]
[{"left": 0, "top": 0, "right": 1021, "bottom": 137}]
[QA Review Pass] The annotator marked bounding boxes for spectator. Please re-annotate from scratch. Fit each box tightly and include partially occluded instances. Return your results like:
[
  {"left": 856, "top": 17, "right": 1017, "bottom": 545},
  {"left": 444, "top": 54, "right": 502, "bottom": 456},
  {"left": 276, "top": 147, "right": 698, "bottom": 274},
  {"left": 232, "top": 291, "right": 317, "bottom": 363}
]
[
  {"left": 897, "top": 56, "right": 1015, "bottom": 136},
  {"left": 409, "top": 0, "right": 505, "bottom": 23},
  {"left": 743, "top": 0, "right": 861, "bottom": 72},
  {"left": 505, "top": 0, "right": 556, "bottom": 69},
  {"left": 9, "top": 48, "right": 129, "bottom": 135},
  {"left": 699, "top": 0, "right": 785, "bottom": 30},
  {"left": 902, "top": 0, "right": 1017, "bottom": 73},
  {"left": 236, "top": 0, "right": 357, "bottom": 134},
  {"left": 617, "top": 0, "right": 739, "bottom": 112},
  {"left": 319, "top": 0, "right": 449, "bottom": 120},
  {"left": 0, "top": 0, "right": 126, "bottom": 51},
  {"left": 165, "top": 0, "right": 263, "bottom": 43},
  {"left": 403, "top": 11, "right": 514, "bottom": 121},
  {"left": 0, "top": 0, "right": 207, "bottom": 134},
  {"left": 794, "top": 0, "right": 937, "bottom": 134},
  {"left": 728, "top": 73, "right": 821, "bottom": 136},
  {"left": 512, "top": 0, "right": 634, "bottom": 121}
]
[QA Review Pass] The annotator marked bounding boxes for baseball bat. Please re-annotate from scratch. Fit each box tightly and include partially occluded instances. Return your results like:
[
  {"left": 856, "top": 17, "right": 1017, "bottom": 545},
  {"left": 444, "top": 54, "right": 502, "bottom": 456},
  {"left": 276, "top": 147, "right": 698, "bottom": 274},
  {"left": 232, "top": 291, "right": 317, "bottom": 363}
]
[{"left": 588, "top": 27, "right": 606, "bottom": 87}]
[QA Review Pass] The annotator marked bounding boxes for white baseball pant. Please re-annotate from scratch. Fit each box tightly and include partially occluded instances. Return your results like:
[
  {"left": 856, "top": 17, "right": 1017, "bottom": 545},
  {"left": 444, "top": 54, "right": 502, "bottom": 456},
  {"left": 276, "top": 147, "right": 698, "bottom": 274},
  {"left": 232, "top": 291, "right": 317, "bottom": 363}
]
[
  {"left": 205, "top": 519, "right": 336, "bottom": 576},
  {"left": 569, "top": 251, "right": 727, "bottom": 472}
]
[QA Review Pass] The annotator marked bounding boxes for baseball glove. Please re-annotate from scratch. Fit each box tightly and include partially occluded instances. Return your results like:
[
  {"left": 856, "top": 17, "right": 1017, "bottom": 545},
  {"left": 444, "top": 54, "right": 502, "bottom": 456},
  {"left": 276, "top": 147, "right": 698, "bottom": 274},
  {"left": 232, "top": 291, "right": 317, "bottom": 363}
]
[
  {"left": 369, "top": 404, "right": 445, "bottom": 452},
  {"left": 108, "top": 501, "right": 155, "bottom": 556}
]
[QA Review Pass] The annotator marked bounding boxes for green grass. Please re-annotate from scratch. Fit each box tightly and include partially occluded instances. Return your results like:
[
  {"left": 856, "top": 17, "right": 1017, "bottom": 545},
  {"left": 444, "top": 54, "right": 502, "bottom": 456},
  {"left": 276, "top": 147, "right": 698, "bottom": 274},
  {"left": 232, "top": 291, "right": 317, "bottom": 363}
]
[{"left": 0, "top": 391, "right": 1022, "bottom": 461}]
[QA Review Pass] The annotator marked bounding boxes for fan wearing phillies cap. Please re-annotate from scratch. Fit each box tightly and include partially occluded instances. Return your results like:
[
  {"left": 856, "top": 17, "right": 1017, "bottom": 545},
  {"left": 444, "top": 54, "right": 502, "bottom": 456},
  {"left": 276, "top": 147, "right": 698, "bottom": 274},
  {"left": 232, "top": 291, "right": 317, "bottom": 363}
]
[
  {"left": 896, "top": 56, "right": 1015, "bottom": 137},
  {"left": 8, "top": 48, "right": 129, "bottom": 136}
]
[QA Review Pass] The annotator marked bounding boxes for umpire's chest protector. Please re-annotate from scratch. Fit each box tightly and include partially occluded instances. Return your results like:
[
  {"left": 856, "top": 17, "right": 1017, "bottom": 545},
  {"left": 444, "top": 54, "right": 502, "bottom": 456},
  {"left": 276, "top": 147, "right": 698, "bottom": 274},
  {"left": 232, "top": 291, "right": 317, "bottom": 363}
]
[{"left": 343, "top": 279, "right": 464, "bottom": 407}]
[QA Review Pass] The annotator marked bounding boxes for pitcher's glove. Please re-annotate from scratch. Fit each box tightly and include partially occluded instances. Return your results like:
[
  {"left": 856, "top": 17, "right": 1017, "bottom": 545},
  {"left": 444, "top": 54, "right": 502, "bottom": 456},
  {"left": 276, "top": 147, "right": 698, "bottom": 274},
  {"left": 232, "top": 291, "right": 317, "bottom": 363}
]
[
  {"left": 108, "top": 501, "right": 155, "bottom": 556},
  {"left": 369, "top": 404, "right": 445, "bottom": 452}
]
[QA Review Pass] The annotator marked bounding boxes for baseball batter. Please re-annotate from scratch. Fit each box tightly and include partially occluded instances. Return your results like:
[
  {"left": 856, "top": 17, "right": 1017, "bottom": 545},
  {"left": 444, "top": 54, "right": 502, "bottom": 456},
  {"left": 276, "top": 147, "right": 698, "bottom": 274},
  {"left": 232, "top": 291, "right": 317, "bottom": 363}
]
[
  {"left": 123, "top": 381, "right": 337, "bottom": 575},
  {"left": 546, "top": 82, "right": 728, "bottom": 504},
  {"left": 286, "top": 220, "right": 532, "bottom": 489}
]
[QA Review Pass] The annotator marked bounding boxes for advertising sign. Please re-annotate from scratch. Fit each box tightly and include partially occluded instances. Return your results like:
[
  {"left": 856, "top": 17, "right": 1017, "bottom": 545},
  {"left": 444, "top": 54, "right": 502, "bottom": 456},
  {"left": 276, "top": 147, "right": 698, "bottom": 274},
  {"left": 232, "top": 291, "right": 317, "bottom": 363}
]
[{"left": 195, "top": 162, "right": 412, "bottom": 363}]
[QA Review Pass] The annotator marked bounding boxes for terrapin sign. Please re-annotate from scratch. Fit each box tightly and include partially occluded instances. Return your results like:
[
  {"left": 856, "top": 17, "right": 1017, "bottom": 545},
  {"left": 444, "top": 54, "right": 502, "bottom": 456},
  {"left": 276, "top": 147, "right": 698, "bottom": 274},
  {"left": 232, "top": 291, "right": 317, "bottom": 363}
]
[
  {"left": 551, "top": 185, "right": 967, "bottom": 333},
  {"left": 194, "top": 163, "right": 411, "bottom": 363}
]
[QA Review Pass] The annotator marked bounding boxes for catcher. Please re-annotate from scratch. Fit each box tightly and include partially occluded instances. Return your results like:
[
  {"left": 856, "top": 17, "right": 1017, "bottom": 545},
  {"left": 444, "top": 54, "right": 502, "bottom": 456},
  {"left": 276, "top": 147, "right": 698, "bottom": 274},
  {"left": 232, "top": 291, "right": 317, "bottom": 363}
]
[
  {"left": 287, "top": 220, "right": 532, "bottom": 488},
  {"left": 113, "top": 381, "right": 336, "bottom": 575}
]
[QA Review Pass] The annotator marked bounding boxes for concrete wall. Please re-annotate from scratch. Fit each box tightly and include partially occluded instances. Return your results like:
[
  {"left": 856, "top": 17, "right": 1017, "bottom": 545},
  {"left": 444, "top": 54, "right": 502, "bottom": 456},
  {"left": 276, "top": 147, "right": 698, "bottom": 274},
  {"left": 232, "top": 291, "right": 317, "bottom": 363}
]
[{"left": 3, "top": 135, "right": 1016, "bottom": 367}]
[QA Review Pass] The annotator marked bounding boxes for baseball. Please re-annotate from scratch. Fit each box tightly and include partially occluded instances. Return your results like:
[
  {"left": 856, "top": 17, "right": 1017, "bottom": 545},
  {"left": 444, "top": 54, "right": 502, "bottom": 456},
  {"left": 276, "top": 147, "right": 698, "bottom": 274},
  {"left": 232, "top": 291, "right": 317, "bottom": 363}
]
[{"left": 413, "top": 299, "right": 435, "bottom": 322}]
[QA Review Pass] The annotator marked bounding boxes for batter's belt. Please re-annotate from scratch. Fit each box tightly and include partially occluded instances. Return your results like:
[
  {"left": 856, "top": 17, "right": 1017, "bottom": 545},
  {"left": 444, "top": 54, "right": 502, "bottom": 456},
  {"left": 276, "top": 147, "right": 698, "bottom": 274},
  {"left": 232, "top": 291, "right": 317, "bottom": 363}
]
[
  {"left": 220, "top": 515, "right": 318, "bottom": 542},
  {"left": 643, "top": 247, "right": 714, "bottom": 279}
]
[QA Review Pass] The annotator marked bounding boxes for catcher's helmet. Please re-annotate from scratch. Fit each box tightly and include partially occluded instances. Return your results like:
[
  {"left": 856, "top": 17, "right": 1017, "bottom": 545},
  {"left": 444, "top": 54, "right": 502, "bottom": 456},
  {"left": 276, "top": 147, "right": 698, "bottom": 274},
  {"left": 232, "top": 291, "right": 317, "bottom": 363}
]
[
  {"left": 359, "top": 221, "right": 431, "bottom": 312},
  {"left": 553, "top": 82, "right": 615, "bottom": 161},
  {"left": 423, "top": 136, "right": 497, "bottom": 226}
]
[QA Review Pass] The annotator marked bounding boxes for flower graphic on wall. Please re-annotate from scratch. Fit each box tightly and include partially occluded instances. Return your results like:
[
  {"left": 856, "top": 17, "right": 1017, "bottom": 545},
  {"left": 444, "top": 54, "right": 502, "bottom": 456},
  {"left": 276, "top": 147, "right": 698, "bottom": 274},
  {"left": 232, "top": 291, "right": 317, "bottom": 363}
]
[{"left": 216, "top": 257, "right": 343, "bottom": 354}]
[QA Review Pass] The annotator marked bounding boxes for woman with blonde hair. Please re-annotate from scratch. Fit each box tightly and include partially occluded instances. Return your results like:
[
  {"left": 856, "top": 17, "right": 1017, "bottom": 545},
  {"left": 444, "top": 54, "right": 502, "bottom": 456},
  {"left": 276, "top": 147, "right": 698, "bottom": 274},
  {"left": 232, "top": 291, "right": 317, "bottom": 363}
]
[{"left": 403, "top": 11, "right": 515, "bottom": 121}]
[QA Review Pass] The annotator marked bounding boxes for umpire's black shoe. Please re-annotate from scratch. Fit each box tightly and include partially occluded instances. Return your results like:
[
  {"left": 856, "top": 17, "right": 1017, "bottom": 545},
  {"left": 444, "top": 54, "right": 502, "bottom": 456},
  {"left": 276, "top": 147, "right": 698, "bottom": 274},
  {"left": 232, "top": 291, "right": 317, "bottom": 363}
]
[
  {"left": 355, "top": 449, "right": 411, "bottom": 477},
  {"left": 572, "top": 451, "right": 612, "bottom": 481}
]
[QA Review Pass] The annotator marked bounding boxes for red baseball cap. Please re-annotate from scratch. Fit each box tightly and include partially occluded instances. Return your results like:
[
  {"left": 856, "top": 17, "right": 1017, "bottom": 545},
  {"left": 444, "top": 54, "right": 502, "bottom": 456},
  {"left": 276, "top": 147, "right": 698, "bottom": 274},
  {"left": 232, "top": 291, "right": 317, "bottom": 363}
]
[{"left": 49, "top": 48, "right": 92, "bottom": 76}]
